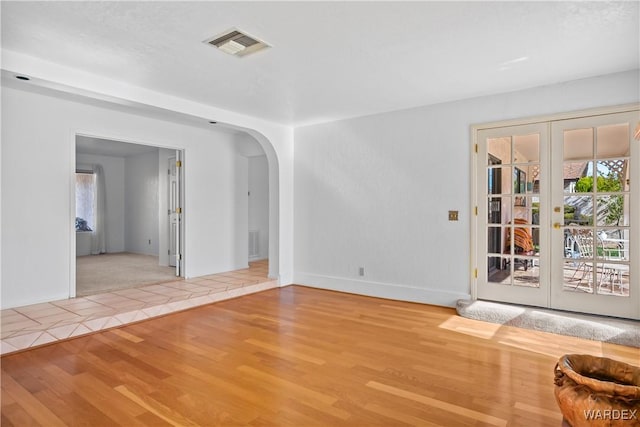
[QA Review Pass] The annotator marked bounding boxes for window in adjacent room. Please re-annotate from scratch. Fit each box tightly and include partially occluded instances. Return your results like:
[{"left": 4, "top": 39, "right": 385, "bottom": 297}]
[{"left": 75, "top": 171, "right": 95, "bottom": 232}]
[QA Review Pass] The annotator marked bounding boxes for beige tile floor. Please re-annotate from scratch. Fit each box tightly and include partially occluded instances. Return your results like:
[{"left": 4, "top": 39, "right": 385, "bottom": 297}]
[{"left": 0, "top": 260, "right": 277, "bottom": 355}]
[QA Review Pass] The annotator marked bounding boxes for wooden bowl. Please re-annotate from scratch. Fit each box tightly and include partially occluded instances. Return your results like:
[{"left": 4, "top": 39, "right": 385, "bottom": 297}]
[{"left": 554, "top": 354, "right": 640, "bottom": 426}]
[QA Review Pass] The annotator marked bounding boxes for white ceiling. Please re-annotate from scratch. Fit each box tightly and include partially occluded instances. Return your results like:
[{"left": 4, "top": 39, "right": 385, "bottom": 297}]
[{"left": 1, "top": 1, "right": 638, "bottom": 127}]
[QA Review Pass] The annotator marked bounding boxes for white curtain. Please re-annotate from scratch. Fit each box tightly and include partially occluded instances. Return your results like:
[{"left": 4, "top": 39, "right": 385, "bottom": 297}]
[
  {"left": 75, "top": 173, "right": 95, "bottom": 229},
  {"left": 90, "top": 164, "right": 107, "bottom": 254}
]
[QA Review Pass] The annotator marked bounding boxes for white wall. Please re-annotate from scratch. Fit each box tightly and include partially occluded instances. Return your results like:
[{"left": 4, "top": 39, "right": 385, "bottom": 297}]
[
  {"left": 1, "top": 86, "right": 254, "bottom": 308},
  {"left": 124, "top": 150, "right": 160, "bottom": 256},
  {"left": 293, "top": 70, "right": 640, "bottom": 307},
  {"left": 75, "top": 152, "right": 126, "bottom": 255},
  {"left": 249, "top": 156, "right": 269, "bottom": 260},
  {"left": 234, "top": 155, "right": 249, "bottom": 269}
]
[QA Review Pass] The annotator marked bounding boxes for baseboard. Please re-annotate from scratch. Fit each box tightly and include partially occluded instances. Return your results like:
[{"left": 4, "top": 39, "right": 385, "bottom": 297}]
[{"left": 293, "top": 272, "right": 469, "bottom": 307}]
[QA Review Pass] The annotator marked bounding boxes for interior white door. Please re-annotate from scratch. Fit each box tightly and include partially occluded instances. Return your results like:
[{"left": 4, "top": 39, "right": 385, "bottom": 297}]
[
  {"left": 175, "top": 151, "right": 182, "bottom": 276},
  {"left": 476, "top": 123, "right": 549, "bottom": 307},
  {"left": 550, "top": 111, "right": 639, "bottom": 319},
  {"left": 168, "top": 154, "right": 182, "bottom": 275},
  {"left": 168, "top": 156, "right": 177, "bottom": 268}
]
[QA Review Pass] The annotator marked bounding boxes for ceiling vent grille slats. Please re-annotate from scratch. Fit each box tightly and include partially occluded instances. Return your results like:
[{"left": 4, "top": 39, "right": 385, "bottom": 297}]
[
  {"left": 208, "top": 31, "right": 242, "bottom": 47},
  {"left": 204, "top": 28, "right": 269, "bottom": 57}
]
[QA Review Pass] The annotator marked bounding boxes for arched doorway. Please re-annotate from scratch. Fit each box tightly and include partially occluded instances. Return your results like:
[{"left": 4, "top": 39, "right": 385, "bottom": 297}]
[{"left": 239, "top": 129, "right": 281, "bottom": 281}]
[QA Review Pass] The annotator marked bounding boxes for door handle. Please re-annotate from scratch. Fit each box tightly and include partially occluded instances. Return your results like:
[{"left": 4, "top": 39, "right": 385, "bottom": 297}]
[{"left": 553, "top": 222, "right": 562, "bottom": 229}]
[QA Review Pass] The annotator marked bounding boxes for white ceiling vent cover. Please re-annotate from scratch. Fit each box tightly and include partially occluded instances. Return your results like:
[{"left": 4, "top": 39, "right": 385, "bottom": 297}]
[{"left": 204, "top": 29, "right": 270, "bottom": 57}]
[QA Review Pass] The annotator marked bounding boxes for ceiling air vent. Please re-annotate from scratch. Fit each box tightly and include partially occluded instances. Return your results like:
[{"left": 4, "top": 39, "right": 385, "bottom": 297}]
[{"left": 204, "top": 29, "right": 270, "bottom": 57}]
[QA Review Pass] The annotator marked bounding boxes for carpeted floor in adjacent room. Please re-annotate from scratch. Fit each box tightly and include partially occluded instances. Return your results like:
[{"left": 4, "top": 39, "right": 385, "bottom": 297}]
[{"left": 76, "top": 252, "right": 179, "bottom": 296}]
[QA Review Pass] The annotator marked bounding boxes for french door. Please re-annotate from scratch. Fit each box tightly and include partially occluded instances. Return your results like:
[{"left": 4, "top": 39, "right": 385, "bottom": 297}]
[
  {"left": 476, "top": 109, "right": 639, "bottom": 319},
  {"left": 477, "top": 123, "right": 549, "bottom": 307},
  {"left": 550, "top": 112, "right": 638, "bottom": 318}
]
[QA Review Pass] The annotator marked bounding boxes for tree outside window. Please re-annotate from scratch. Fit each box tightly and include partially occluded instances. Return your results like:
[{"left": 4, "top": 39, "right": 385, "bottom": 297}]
[{"left": 575, "top": 171, "right": 623, "bottom": 226}]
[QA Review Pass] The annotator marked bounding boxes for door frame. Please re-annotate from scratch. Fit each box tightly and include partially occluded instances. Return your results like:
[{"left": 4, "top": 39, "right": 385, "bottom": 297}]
[
  {"left": 470, "top": 103, "right": 639, "bottom": 307},
  {"left": 70, "top": 132, "right": 185, "bottom": 298}
]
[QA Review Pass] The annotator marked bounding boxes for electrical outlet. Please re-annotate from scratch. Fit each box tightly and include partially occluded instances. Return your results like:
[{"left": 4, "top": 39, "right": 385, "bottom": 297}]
[
  {"left": 148, "top": 239, "right": 151, "bottom": 245},
  {"left": 358, "top": 267, "right": 365, "bottom": 276},
  {"left": 448, "top": 210, "right": 459, "bottom": 221}
]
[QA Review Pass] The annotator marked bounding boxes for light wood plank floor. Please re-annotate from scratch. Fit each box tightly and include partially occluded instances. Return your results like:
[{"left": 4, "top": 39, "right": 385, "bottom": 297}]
[{"left": 2, "top": 286, "right": 638, "bottom": 426}]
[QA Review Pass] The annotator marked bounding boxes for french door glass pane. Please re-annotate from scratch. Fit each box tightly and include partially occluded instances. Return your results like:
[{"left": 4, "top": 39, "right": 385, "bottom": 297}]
[
  {"left": 562, "top": 195, "right": 593, "bottom": 226},
  {"left": 488, "top": 256, "right": 509, "bottom": 285},
  {"left": 563, "top": 260, "right": 595, "bottom": 293},
  {"left": 488, "top": 197, "right": 502, "bottom": 224},
  {"left": 513, "top": 258, "right": 539, "bottom": 288},
  {"left": 596, "top": 159, "right": 629, "bottom": 190},
  {"left": 564, "top": 128, "right": 593, "bottom": 160},
  {"left": 487, "top": 137, "right": 511, "bottom": 163},
  {"left": 596, "top": 195, "right": 628, "bottom": 226},
  {"left": 562, "top": 228, "right": 594, "bottom": 293},
  {"left": 514, "top": 134, "right": 540, "bottom": 162},
  {"left": 597, "top": 228, "right": 630, "bottom": 261},
  {"left": 487, "top": 226, "right": 502, "bottom": 254},
  {"left": 596, "top": 262, "right": 630, "bottom": 297},
  {"left": 596, "top": 124, "right": 629, "bottom": 158},
  {"left": 486, "top": 166, "right": 512, "bottom": 194}
]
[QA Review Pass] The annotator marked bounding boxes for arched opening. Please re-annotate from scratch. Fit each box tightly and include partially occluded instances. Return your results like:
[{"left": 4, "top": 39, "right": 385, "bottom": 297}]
[{"left": 234, "top": 128, "right": 281, "bottom": 281}]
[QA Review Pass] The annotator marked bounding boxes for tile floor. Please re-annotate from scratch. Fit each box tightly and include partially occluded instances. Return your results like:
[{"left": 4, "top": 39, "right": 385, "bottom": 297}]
[{"left": 0, "top": 260, "right": 277, "bottom": 355}]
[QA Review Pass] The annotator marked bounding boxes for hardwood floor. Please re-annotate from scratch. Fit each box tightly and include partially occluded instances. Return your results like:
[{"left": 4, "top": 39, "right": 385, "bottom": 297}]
[{"left": 2, "top": 285, "right": 638, "bottom": 426}]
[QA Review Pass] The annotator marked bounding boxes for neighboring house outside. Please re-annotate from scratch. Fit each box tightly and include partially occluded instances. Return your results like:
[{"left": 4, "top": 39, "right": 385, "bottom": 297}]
[{"left": 564, "top": 162, "right": 588, "bottom": 193}]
